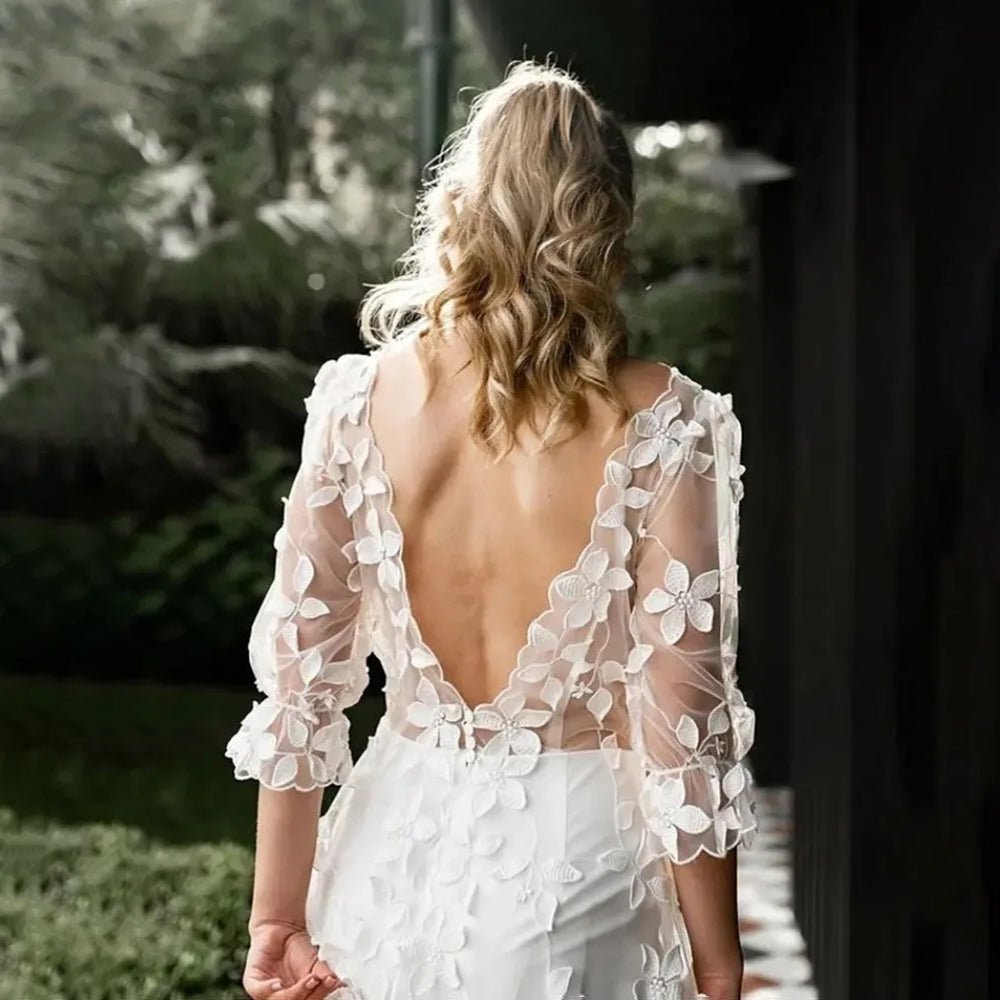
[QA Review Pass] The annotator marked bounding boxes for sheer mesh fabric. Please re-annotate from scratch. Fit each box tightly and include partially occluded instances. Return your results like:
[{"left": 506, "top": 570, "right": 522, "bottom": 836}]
[
  {"left": 226, "top": 350, "right": 757, "bottom": 864},
  {"left": 224, "top": 356, "right": 371, "bottom": 791}
]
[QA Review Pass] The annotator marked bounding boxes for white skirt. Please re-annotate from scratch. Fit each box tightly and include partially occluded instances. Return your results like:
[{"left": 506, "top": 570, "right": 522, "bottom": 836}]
[{"left": 306, "top": 717, "right": 702, "bottom": 1000}]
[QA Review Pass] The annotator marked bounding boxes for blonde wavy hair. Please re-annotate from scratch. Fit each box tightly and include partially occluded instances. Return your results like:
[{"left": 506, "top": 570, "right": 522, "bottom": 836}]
[{"left": 358, "top": 60, "right": 636, "bottom": 458}]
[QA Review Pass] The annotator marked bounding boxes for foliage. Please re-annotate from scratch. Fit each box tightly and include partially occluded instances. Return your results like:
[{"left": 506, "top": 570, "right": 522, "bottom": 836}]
[
  {"left": 622, "top": 269, "right": 745, "bottom": 393},
  {"left": 622, "top": 130, "right": 748, "bottom": 389},
  {"left": 0, "top": 0, "right": 418, "bottom": 308},
  {"left": 0, "top": 0, "right": 482, "bottom": 479},
  {"left": 0, "top": 806, "right": 251, "bottom": 1000},
  {"left": 0, "top": 445, "right": 295, "bottom": 678}
]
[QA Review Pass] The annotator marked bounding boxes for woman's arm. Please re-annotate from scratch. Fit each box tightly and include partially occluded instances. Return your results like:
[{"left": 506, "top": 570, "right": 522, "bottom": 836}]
[
  {"left": 225, "top": 357, "right": 377, "bottom": 997},
  {"left": 672, "top": 852, "right": 743, "bottom": 997},
  {"left": 224, "top": 354, "right": 376, "bottom": 917},
  {"left": 248, "top": 787, "right": 324, "bottom": 934},
  {"left": 627, "top": 386, "right": 757, "bottom": 994},
  {"left": 241, "top": 784, "right": 346, "bottom": 1000}
]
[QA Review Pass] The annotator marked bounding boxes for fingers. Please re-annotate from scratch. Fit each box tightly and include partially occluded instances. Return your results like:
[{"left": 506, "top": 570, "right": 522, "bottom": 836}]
[
  {"left": 301, "top": 970, "right": 346, "bottom": 1000},
  {"left": 243, "top": 972, "right": 285, "bottom": 999},
  {"left": 244, "top": 970, "right": 344, "bottom": 1000},
  {"left": 302, "top": 953, "right": 344, "bottom": 999},
  {"left": 306, "top": 960, "right": 344, "bottom": 1000}
]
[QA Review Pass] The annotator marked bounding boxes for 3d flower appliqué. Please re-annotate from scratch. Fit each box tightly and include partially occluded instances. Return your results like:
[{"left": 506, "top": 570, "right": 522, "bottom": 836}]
[
  {"left": 225, "top": 698, "right": 280, "bottom": 770},
  {"left": 628, "top": 397, "right": 706, "bottom": 475},
  {"left": 263, "top": 552, "right": 331, "bottom": 656},
  {"left": 406, "top": 676, "right": 464, "bottom": 748},
  {"left": 405, "top": 908, "right": 465, "bottom": 994},
  {"left": 356, "top": 507, "right": 403, "bottom": 590},
  {"left": 315, "top": 353, "right": 375, "bottom": 427},
  {"left": 555, "top": 548, "right": 632, "bottom": 629},
  {"left": 598, "top": 460, "right": 654, "bottom": 529},
  {"left": 472, "top": 691, "right": 553, "bottom": 756},
  {"left": 632, "top": 942, "right": 689, "bottom": 1000},
  {"left": 642, "top": 558, "right": 719, "bottom": 645},
  {"left": 641, "top": 775, "right": 713, "bottom": 862},
  {"left": 382, "top": 791, "right": 438, "bottom": 864},
  {"left": 469, "top": 738, "right": 536, "bottom": 815}
]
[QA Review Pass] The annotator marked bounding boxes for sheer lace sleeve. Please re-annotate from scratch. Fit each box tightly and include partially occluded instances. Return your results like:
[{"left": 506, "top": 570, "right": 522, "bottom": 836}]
[
  {"left": 225, "top": 363, "right": 370, "bottom": 792},
  {"left": 628, "top": 387, "right": 757, "bottom": 864}
]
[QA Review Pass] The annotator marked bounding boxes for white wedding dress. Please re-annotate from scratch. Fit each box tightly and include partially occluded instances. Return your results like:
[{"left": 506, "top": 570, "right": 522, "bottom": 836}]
[{"left": 225, "top": 350, "right": 758, "bottom": 1000}]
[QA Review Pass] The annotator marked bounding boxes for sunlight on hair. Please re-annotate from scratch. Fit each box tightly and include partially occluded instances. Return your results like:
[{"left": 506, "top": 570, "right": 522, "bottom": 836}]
[{"left": 358, "top": 59, "right": 636, "bottom": 459}]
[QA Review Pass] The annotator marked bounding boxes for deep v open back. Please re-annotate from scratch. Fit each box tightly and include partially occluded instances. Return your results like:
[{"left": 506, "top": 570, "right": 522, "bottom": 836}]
[
  {"left": 364, "top": 352, "right": 676, "bottom": 717},
  {"left": 225, "top": 348, "right": 759, "bottom": 1000},
  {"left": 362, "top": 351, "right": 681, "bottom": 735}
]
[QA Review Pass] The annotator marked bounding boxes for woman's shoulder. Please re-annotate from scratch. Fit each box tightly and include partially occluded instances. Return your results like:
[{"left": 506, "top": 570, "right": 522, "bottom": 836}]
[
  {"left": 615, "top": 355, "right": 716, "bottom": 415},
  {"left": 614, "top": 356, "right": 672, "bottom": 407},
  {"left": 616, "top": 356, "right": 740, "bottom": 455}
]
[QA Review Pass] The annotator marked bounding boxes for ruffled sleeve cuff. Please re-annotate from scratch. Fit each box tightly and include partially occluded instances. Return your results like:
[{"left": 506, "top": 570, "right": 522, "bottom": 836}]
[
  {"left": 638, "top": 755, "right": 759, "bottom": 864},
  {"left": 224, "top": 696, "right": 354, "bottom": 792}
]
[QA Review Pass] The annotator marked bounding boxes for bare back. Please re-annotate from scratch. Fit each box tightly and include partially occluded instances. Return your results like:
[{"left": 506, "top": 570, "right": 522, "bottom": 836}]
[{"left": 368, "top": 338, "right": 673, "bottom": 708}]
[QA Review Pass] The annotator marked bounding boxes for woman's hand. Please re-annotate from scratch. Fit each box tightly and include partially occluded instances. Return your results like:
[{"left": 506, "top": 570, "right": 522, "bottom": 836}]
[{"left": 242, "top": 919, "right": 346, "bottom": 1000}]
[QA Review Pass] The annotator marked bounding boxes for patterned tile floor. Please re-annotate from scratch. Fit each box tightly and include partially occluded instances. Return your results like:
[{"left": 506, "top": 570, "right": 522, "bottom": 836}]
[{"left": 738, "top": 788, "right": 818, "bottom": 1000}]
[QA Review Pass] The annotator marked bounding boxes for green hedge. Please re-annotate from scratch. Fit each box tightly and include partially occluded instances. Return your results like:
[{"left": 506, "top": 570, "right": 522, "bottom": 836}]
[
  {"left": 0, "top": 808, "right": 251, "bottom": 1000},
  {"left": 0, "top": 675, "right": 388, "bottom": 999}
]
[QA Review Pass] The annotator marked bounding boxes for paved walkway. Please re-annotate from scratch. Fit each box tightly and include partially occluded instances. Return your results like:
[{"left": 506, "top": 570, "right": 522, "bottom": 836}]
[{"left": 739, "top": 788, "right": 818, "bottom": 999}]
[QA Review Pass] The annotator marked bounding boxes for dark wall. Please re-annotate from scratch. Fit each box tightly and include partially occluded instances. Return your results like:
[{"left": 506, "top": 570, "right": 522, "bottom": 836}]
[
  {"left": 786, "top": 2, "right": 857, "bottom": 991},
  {"left": 738, "top": 178, "right": 794, "bottom": 787},
  {"left": 768, "top": 0, "right": 999, "bottom": 996}
]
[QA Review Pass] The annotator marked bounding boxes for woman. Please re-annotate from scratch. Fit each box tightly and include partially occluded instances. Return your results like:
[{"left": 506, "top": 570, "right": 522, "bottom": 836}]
[{"left": 225, "top": 60, "right": 757, "bottom": 1000}]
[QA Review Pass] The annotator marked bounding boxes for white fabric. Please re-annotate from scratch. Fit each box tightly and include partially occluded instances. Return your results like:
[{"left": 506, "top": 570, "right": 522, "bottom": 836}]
[{"left": 225, "top": 349, "right": 758, "bottom": 999}]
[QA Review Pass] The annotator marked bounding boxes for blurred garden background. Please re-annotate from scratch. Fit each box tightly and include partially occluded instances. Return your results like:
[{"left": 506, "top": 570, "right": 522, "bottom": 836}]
[{"left": 0, "top": 1, "right": 751, "bottom": 996}]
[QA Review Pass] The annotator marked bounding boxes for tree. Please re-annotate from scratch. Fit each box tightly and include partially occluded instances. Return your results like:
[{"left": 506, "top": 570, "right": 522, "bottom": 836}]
[
  {"left": 0, "top": 0, "right": 486, "bottom": 488},
  {"left": 622, "top": 122, "right": 748, "bottom": 391}
]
